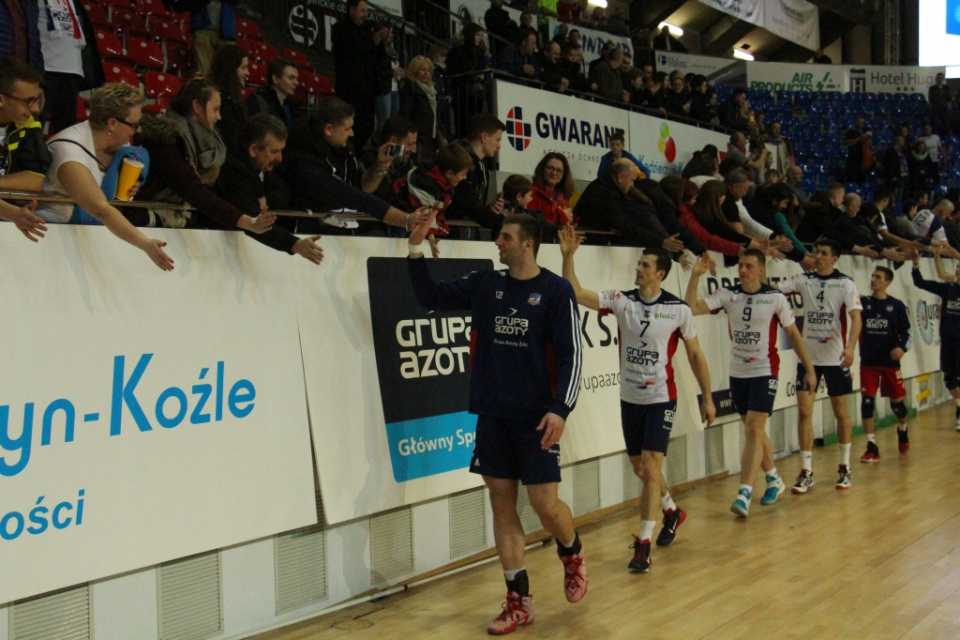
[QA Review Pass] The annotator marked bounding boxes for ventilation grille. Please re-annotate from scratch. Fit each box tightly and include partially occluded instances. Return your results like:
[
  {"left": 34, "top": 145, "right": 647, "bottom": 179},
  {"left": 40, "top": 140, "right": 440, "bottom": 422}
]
[
  {"left": 158, "top": 551, "right": 222, "bottom": 640},
  {"left": 665, "top": 435, "right": 688, "bottom": 486},
  {"left": 622, "top": 452, "right": 641, "bottom": 500},
  {"left": 275, "top": 492, "right": 328, "bottom": 615},
  {"left": 572, "top": 458, "right": 601, "bottom": 516},
  {"left": 704, "top": 426, "right": 726, "bottom": 475},
  {"left": 449, "top": 488, "right": 487, "bottom": 559},
  {"left": 370, "top": 507, "right": 414, "bottom": 585},
  {"left": 516, "top": 487, "right": 542, "bottom": 534},
  {"left": 11, "top": 584, "right": 90, "bottom": 640}
]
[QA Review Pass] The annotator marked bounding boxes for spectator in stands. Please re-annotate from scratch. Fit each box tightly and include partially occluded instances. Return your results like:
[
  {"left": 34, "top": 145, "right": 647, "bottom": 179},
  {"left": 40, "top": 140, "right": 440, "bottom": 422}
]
[
  {"left": 724, "top": 132, "right": 749, "bottom": 169},
  {"left": 209, "top": 44, "right": 250, "bottom": 154},
  {"left": 552, "top": 22, "right": 569, "bottom": 48},
  {"left": 38, "top": 83, "right": 174, "bottom": 270},
  {"left": 375, "top": 26, "right": 401, "bottom": 133},
  {"left": 721, "top": 168, "right": 777, "bottom": 241},
  {"left": 399, "top": 56, "right": 441, "bottom": 163},
  {"left": 0, "top": 56, "right": 48, "bottom": 192},
  {"left": 557, "top": 1, "right": 580, "bottom": 23},
  {"left": 918, "top": 123, "right": 945, "bottom": 184},
  {"left": 537, "top": 0, "right": 559, "bottom": 44},
  {"left": 35, "top": 0, "right": 91, "bottom": 134},
  {"left": 795, "top": 182, "right": 884, "bottom": 258},
  {"left": 0, "top": 0, "right": 43, "bottom": 71},
  {"left": 540, "top": 41, "right": 570, "bottom": 93},
  {"left": 636, "top": 177, "right": 706, "bottom": 258},
  {"left": 660, "top": 176, "right": 742, "bottom": 257},
  {"left": 394, "top": 142, "right": 474, "bottom": 257},
  {"left": 749, "top": 182, "right": 813, "bottom": 267},
  {"left": 497, "top": 30, "right": 541, "bottom": 82},
  {"left": 652, "top": 24, "right": 685, "bottom": 52},
  {"left": 502, "top": 173, "right": 533, "bottom": 215},
  {"left": 191, "top": 0, "right": 241, "bottom": 77},
  {"left": 606, "top": 5, "right": 628, "bottom": 35},
  {"left": 281, "top": 97, "right": 429, "bottom": 233},
  {"left": 359, "top": 114, "right": 418, "bottom": 205},
  {"left": 125, "top": 78, "right": 274, "bottom": 236},
  {"left": 929, "top": 73, "right": 951, "bottom": 136},
  {"left": 587, "top": 41, "right": 615, "bottom": 77},
  {"left": 764, "top": 169, "right": 781, "bottom": 185},
  {"left": 692, "top": 180, "right": 762, "bottom": 261},
  {"left": 908, "top": 198, "right": 960, "bottom": 255},
  {"left": 427, "top": 44, "right": 452, "bottom": 141},
  {"left": 216, "top": 114, "right": 324, "bottom": 264},
  {"left": 717, "top": 88, "right": 750, "bottom": 132},
  {"left": 869, "top": 187, "right": 916, "bottom": 248},
  {"left": 746, "top": 137, "right": 772, "bottom": 185},
  {"left": 528, "top": 152, "right": 575, "bottom": 238},
  {"left": 882, "top": 135, "right": 909, "bottom": 203},
  {"left": 574, "top": 158, "right": 683, "bottom": 251},
  {"left": 568, "top": 28, "right": 581, "bottom": 47},
  {"left": 765, "top": 122, "right": 792, "bottom": 171},
  {"left": 681, "top": 145, "right": 718, "bottom": 180},
  {"left": 446, "top": 113, "right": 505, "bottom": 232},
  {"left": 664, "top": 73, "right": 690, "bottom": 117},
  {"left": 784, "top": 165, "right": 810, "bottom": 204},
  {"left": 589, "top": 47, "right": 629, "bottom": 103},
  {"left": 332, "top": 0, "right": 389, "bottom": 152},
  {"left": 484, "top": 0, "right": 517, "bottom": 62},
  {"left": 688, "top": 75, "right": 716, "bottom": 124},
  {"left": 447, "top": 23, "right": 489, "bottom": 138},
  {"left": 246, "top": 57, "right": 299, "bottom": 128},
  {"left": 558, "top": 42, "right": 587, "bottom": 92},
  {"left": 909, "top": 139, "right": 934, "bottom": 194},
  {"left": 843, "top": 116, "right": 870, "bottom": 183},
  {"left": 690, "top": 158, "right": 720, "bottom": 188},
  {"left": 519, "top": 11, "right": 535, "bottom": 32},
  {"left": 597, "top": 131, "right": 649, "bottom": 179}
]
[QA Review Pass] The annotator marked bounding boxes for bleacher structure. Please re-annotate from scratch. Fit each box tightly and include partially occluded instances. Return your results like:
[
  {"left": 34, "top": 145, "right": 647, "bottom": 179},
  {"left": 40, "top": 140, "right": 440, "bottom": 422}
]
[{"left": 80, "top": 0, "right": 335, "bottom": 119}]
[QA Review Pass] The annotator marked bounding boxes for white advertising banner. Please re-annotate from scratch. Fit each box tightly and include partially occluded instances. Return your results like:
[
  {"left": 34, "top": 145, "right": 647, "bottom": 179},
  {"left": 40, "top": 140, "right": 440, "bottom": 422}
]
[
  {"left": 297, "top": 237, "right": 705, "bottom": 525},
  {"left": 626, "top": 111, "right": 729, "bottom": 179},
  {"left": 546, "top": 18, "right": 632, "bottom": 65},
  {"left": 654, "top": 51, "right": 741, "bottom": 80},
  {"left": 0, "top": 226, "right": 317, "bottom": 605},
  {"left": 495, "top": 79, "right": 630, "bottom": 182},
  {"left": 747, "top": 61, "right": 846, "bottom": 92},
  {"left": 697, "top": 0, "right": 819, "bottom": 51},
  {"left": 846, "top": 65, "right": 945, "bottom": 95}
]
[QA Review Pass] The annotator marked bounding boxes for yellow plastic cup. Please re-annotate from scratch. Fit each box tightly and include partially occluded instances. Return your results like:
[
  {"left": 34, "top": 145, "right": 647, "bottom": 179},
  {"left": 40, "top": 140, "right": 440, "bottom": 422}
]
[{"left": 114, "top": 158, "right": 144, "bottom": 201}]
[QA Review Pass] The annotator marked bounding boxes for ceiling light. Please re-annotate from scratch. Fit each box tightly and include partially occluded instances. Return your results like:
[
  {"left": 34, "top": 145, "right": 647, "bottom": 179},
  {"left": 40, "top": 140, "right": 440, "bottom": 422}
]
[
  {"left": 733, "top": 48, "right": 755, "bottom": 61},
  {"left": 589, "top": 0, "right": 607, "bottom": 8},
  {"left": 658, "top": 22, "right": 683, "bottom": 37}
]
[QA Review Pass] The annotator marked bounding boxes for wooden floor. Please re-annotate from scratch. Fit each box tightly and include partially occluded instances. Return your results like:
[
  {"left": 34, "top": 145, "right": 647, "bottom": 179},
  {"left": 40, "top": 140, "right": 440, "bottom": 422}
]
[{"left": 252, "top": 402, "right": 960, "bottom": 640}]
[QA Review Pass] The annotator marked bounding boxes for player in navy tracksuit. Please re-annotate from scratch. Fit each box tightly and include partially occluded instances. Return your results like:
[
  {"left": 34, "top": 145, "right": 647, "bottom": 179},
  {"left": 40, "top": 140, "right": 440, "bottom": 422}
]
[
  {"left": 858, "top": 266, "right": 912, "bottom": 461},
  {"left": 911, "top": 246, "right": 960, "bottom": 429},
  {"left": 407, "top": 213, "right": 585, "bottom": 635}
]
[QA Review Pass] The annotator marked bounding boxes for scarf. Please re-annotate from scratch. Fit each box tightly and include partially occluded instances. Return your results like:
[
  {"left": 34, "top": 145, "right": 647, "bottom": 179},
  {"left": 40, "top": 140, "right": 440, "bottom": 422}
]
[
  {"left": 414, "top": 80, "right": 438, "bottom": 137},
  {"left": 165, "top": 110, "right": 226, "bottom": 185},
  {"left": 43, "top": 0, "right": 83, "bottom": 41}
]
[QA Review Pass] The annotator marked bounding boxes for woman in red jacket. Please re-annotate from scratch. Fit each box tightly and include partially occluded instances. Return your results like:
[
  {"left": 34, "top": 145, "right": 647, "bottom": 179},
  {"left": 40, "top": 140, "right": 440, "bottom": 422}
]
[
  {"left": 528, "top": 152, "right": 576, "bottom": 239},
  {"left": 659, "top": 176, "right": 743, "bottom": 257}
]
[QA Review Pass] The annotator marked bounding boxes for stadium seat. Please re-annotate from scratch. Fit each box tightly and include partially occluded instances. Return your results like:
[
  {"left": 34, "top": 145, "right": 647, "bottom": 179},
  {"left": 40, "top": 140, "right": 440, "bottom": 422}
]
[
  {"left": 163, "top": 40, "right": 194, "bottom": 76},
  {"left": 99, "top": 0, "right": 133, "bottom": 8},
  {"left": 135, "top": 0, "right": 168, "bottom": 16},
  {"left": 103, "top": 62, "right": 140, "bottom": 88},
  {"left": 147, "top": 15, "right": 187, "bottom": 44},
  {"left": 82, "top": 1, "right": 110, "bottom": 27},
  {"left": 252, "top": 41, "right": 279, "bottom": 63},
  {"left": 109, "top": 5, "right": 149, "bottom": 36},
  {"left": 235, "top": 18, "right": 262, "bottom": 41},
  {"left": 241, "top": 87, "right": 256, "bottom": 102},
  {"left": 282, "top": 48, "right": 310, "bottom": 69},
  {"left": 93, "top": 28, "right": 124, "bottom": 60},
  {"left": 76, "top": 96, "right": 89, "bottom": 122},
  {"left": 247, "top": 61, "right": 267, "bottom": 87},
  {"left": 143, "top": 71, "right": 182, "bottom": 101},
  {"left": 125, "top": 35, "right": 164, "bottom": 70}
]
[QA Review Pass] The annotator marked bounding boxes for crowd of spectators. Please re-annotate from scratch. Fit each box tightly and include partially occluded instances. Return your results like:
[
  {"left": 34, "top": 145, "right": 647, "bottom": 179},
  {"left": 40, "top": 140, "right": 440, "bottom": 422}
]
[{"left": 6, "top": 0, "right": 960, "bottom": 277}]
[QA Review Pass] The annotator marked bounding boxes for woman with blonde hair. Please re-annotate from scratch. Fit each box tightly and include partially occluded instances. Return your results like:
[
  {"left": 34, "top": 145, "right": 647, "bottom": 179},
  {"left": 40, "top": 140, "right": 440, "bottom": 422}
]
[
  {"left": 39, "top": 82, "right": 175, "bottom": 271},
  {"left": 400, "top": 55, "right": 440, "bottom": 163}
]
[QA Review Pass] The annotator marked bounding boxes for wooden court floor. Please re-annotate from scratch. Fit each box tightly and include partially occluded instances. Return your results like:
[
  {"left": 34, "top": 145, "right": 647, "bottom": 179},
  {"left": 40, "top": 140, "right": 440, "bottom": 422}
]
[{"left": 252, "top": 401, "right": 960, "bottom": 640}]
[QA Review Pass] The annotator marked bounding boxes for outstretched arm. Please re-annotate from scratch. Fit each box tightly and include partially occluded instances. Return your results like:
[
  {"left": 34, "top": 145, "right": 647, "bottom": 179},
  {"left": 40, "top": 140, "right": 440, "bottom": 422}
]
[
  {"left": 683, "top": 253, "right": 714, "bottom": 315},
  {"left": 558, "top": 224, "right": 600, "bottom": 310}
]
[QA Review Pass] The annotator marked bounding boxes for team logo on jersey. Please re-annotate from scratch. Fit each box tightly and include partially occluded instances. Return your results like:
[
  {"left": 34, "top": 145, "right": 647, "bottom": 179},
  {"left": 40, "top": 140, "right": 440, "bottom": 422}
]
[
  {"left": 886, "top": 305, "right": 893, "bottom": 312},
  {"left": 528, "top": 293, "right": 541, "bottom": 306},
  {"left": 746, "top": 298, "right": 752, "bottom": 304}
]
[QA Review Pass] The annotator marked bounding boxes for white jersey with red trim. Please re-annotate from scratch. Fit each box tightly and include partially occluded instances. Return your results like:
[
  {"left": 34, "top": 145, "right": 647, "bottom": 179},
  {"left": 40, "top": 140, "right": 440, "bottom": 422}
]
[
  {"left": 703, "top": 284, "right": 795, "bottom": 378},
  {"left": 598, "top": 288, "right": 695, "bottom": 404},
  {"left": 778, "top": 271, "right": 862, "bottom": 366}
]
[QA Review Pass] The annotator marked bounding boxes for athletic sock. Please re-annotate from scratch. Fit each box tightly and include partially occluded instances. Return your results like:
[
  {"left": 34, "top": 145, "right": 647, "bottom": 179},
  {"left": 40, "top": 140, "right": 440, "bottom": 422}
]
[
  {"left": 737, "top": 484, "right": 752, "bottom": 506},
  {"left": 504, "top": 568, "right": 529, "bottom": 597},
  {"left": 556, "top": 532, "right": 581, "bottom": 556},
  {"left": 867, "top": 433, "right": 876, "bottom": 443},
  {"left": 639, "top": 520, "right": 655, "bottom": 542},
  {"left": 839, "top": 443, "right": 851, "bottom": 467},
  {"left": 660, "top": 492, "right": 677, "bottom": 513},
  {"left": 801, "top": 450, "right": 813, "bottom": 472},
  {"left": 765, "top": 467, "right": 780, "bottom": 486}
]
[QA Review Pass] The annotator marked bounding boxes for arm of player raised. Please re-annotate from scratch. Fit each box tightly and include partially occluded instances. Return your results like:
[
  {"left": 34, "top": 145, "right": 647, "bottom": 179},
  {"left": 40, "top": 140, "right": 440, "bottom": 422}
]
[
  {"left": 683, "top": 254, "right": 713, "bottom": 315},
  {"left": 558, "top": 224, "right": 600, "bottom": 311},
  {"left": 683, "top": 335, "right": 715, "bottom": 426}
]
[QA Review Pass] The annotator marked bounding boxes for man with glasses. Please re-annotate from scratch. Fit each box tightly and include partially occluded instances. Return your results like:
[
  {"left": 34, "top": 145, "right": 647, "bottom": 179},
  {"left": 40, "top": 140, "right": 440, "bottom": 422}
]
[{"left": 0, "top": 56, "right": 50, "bottom": 193}]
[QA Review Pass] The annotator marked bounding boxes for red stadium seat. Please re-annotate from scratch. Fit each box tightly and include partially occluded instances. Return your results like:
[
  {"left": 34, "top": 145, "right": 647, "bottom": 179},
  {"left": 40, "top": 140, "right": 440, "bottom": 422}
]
[
  {"left": 143, "top": 71, "right": 182, "bottom": 100},
  {"left": 99, "top": 0, "right": 133, "bottom": 8},
  {"left": 235, "top": 37, "right": 257, "bottom": 56},
  {"left": 312, "top": 74, "right": 335, "bottom": 97},
  {"left": 76, "top": 96, "right": 90, "bottom": 122},
  {"left": 82, "top": 2, "right": 110, "bottom": 27},
  {"left": 163, "top": 40, "right": 194, "bottom": 77},
  {"left": 241, "top": 87, "right": 256, "bottom": 102},
  {"left": 142, "top": 97, "right": 172, "bottom": 114},
  {"left": 247, "top": 61, "right": 267, "bottom": 87},
  {"left": 109, "top": 5, "right": 149, "bottom": 36},
  {"left": 249, "top": 41, "right": 278, "bottom": 63},
  {"left": 94, "top": 28, "right": 124, "bottom": 60},
  {"left": 135, "top": 0, "right": 168, "bottom": 16},
  {"left": 234, "top": 18, "right": 261, "bottom": 40},
  {"left": 125, "top": 35, "right": 164, "bottom": 70},
  {"left": 103, "top": 62, "right": 140, "bottom": 88},
  {"left": 147, "top": 15, "right": 187, "bottom": 44},
  {"left": 281, "top": 47, "right": 309, "bottom": 69}
]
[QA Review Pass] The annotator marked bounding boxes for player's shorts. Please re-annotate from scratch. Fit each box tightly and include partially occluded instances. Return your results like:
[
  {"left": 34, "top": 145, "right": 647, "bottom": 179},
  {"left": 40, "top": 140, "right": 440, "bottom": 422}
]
[
  {"left": 730, "top": 376, "right": 778, "bottom": 415},
  {"left": 470, "top": 415, "right": 561, "bottom": 485},
  {"left": 620, "top": 400, "right": 677, "bottom": 456},
  {"left": 796, "top": 363, "right": 853, "bottom": 397},
  {"left": 860, "top": 366, "right": 906, "bottom": 399},
  {"left": 941, "top": 343, "right": 960, "bottom": 390}
]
